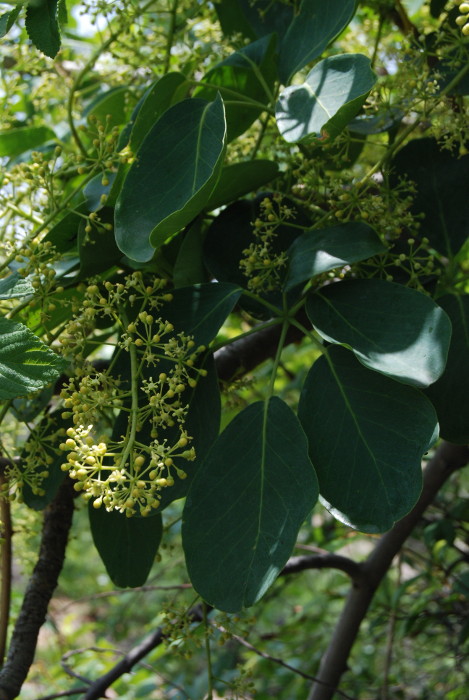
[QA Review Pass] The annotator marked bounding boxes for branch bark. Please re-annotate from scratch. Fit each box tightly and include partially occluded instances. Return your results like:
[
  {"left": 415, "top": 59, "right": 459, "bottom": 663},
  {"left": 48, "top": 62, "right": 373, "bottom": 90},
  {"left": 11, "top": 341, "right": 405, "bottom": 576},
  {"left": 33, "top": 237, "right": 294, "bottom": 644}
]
[
  {"left": 307, "top": 441, "right": 469, "bottom": 700},
  {"left": 0, "top": 478, "right": 75, "bottom": 700}
]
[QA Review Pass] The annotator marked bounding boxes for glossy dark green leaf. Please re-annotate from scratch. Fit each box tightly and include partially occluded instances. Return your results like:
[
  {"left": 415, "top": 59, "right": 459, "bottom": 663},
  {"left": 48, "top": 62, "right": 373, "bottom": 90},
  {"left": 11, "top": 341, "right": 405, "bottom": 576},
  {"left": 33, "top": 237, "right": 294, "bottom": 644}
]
[
  {"left": 0, "top": 4, "right": 22, "bottom": 38},
  {"left": 298, "top": 346, "right": 438, "bottom": 533},
  {"left": 0, "top": 318, "right": 67, "bottom": 399},
  {"left": 78, "top": 208, "right": 122, "bottom": 278},
  {"left": 83, "top": 171, "right": 116, "bottom": 211},
  {"left": 278, "top": 0, "right": 356, "bottom": 84},
  {"left": 284, "top": 223, "right": 386, "bottom": 290},
  {"left": 173, "top": 220, "right": 207, "bottom": 288},
  {"left": 89, "top": 506, "right": 162, "bottom": 587},
  {"left": 391, "top": 138, "right": 469, "bottom": 257},
  {"left": 43, "top": 203, "right": 87, "bottom": 252},
  {"left": 163, "top": 282, "right": 242, "bottom": 346},
  {"left": 115, "top": 94, "right": 226, "bottom": 262},
  {"left": 25, "top": 0, "right": 61, "bottom": 58},
  {"left": 206, "top": 160, "right": 279, "bottom": 211},
  {"left": 276, "top": 54, "right": 377, "bottom": 143},
  {"left": 129, "top": 72, "right": 190, "bottom": 154},
  {"left": 195, "top": 34, "right": 276, "bottom": 141},
  {"left": 183, "top": 397, "right": 318, "bottom": 612},
  {"left": 425, "top": 294, "right": 469, "bottom": 444},
  {"left": 0, "top": 126, "right": 56, "bottom": 159},
  {"left": 0, "top": 272, "right": 34, "bottom": 299},
  {"left": 215, "top": 0, "right": 293, "bottom": 41},
  {"left": 306, "top": 279, "right": 452, "bottom": 388}
]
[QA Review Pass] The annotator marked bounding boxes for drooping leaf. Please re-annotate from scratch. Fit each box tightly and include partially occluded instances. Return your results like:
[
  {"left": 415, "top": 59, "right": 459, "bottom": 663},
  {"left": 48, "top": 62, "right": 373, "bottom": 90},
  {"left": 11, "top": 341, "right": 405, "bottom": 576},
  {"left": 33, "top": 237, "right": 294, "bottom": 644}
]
[
  {"left": 0, "top": 126, "right": 56, "bottom": 159},
  {"left": 276, "top": 54, "right": 377, "bottom": 143},
  {"left": 194, "top": 34, "right": 277, "bottom": 141},
  {"left": 306, "top": 279, "right": 452, "bottom": 388},
  {"left": 0, "top": 4, "right": 22, "bottom": 38},
  {"left": 115, "top": 94, "right": 226, "bottom": 262},
  {"left": 183, "top": 397, "right": 318, "bottom": 612},
  {"left": 0, "top": 318, "right": 67, "bottom": 399},
  {"left": 278, "top": 0, "right": 356, "bottom": 84},
  {"left": 0, "top": 272, "right": 34, "bottom": 299},
  {"left": 298, "top": 346, "right": 438, "bottom": 533},
  {"left": 284, "top": 223, "right": 386, "bottom": 291},
  {"left": 89, "top": 506, "right": 163, "bottom": 587},
  {"left": 425, "top": 294, "right": 469, "bottom": 444},
  {"left": 391, "top": 138, "right": 469, "bottom": 257},
  {"left": 25, "top": 0, "right": 61, "bottom": 58},
  {"left": 206, "top": 160, "right": 279, "bottom": 211}
]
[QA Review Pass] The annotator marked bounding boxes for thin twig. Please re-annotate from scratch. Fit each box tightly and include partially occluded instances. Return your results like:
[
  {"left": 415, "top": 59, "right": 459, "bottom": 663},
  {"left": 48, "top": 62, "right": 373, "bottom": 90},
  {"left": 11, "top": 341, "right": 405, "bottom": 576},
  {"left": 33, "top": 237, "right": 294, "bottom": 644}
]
[{"left": 0, "top": 463, "right": 12, "bottom": 665}]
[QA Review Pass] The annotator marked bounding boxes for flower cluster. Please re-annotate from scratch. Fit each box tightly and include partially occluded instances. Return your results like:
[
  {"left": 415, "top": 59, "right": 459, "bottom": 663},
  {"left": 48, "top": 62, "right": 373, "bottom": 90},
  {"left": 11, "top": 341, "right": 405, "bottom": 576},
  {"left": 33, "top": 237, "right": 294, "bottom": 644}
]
[{"left": 455, "top": 0, "right": 469, "bottom": 34}]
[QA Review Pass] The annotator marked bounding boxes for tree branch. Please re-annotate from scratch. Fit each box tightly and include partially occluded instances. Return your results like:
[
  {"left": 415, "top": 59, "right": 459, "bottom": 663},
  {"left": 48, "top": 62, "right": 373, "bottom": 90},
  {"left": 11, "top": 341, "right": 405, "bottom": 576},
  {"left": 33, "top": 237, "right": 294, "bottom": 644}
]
[
  {"left": 282, "top": 553, "right": 361, "bottom": 580},
  {"left": 0, "top": 478, "right": 76, "bottom": 700},
  {"left": 307, "top": 441, "right": 469, "bottom": 700}
]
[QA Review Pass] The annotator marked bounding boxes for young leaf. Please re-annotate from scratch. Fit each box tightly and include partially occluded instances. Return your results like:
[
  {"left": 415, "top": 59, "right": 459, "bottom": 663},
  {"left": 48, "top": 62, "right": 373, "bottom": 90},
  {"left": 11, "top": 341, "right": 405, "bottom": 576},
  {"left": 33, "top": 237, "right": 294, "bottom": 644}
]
[
  {"left": 0, "top": 272, "right": 34, "bottom": 299},
  {"left": 115, "top": 94, "right": 226, "bottom": 262},
  {"left": 0, "top": 126, "right": 56, "bottom": 159},
  {"left": 306, "top": 279, "right": 452, "bottom": 388},
  {"left": 298, "top": 346, "right": 438, "bottom": 533},
  {"left": 182, "top": 398, "right": 318, "bottom": 612},
  {"left": 89, "top": 506, "right": 163, "bottom": 588},
  {"left": 284, "top": 223, "right": 386, "bottom": 290},
  {"left": 276, "top": 54, "right": 377, "bottom": 143},
  {"left": 0, "top": 318, "right": 67, "bottom": 399},
  {"left": 25, "top": 0, "right": 61, "bottom": 58},
  {"left": 425, "top": 294, "right": 469, "bottom": 444},
  {"left": 278, "top": 0, "right": 356, "bottom": 84}
]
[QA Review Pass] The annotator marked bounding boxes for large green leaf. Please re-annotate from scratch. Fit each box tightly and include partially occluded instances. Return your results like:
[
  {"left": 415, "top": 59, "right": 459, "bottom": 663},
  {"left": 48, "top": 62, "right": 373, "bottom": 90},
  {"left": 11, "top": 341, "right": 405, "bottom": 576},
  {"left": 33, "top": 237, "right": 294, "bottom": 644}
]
[
  {"left": 206, "top": 160, "right": 279, "bottom": 211},
  {"left": 173, "top": 219, "right": 207, "bottom": 288},
  {"left": 391, "top": 139, "right": 469, "bottom": 257},
  {"left": 0, "top": 126, "right": 56, "bottom": 159},
  {"left": 0, "top": 318, "right": 67, "bottom": 399},
  {"left": 284, "top": 222, "right": 386, "bottom": 291},
  {"left": 215, "top": 0, "right": 293, "bottom": 42},
  {"left": 298, "top": 347, "right": 438, "bottom": 533},
  {"left": 0, "top": 272, "right": 34, "bottom": 299},
  {"left": 182, "top": 398, "right": 318, "bottom": 612},
  {"left": 89, "top": 506, "right": 163, "bottom": 587},
  {"left": 194, "top": 34, "right": 276, "bottom": 141},
  {"left": 25, "top": 0, "right": 61, "bottom": 58},
  {"left": 115, "top": 94, "right": 226, "bottom": 262},
  {"left": 425, "top": 294, "right": 469, "bottom": 444},
  {"left": 278, "top": 0, "right": 356, "bottom": 84},
  {"left": 276, "top": 54, "right": 377, "bottom": 143},
  {"left": 306, "top": 279, "right": 452, "bottom": 388}
]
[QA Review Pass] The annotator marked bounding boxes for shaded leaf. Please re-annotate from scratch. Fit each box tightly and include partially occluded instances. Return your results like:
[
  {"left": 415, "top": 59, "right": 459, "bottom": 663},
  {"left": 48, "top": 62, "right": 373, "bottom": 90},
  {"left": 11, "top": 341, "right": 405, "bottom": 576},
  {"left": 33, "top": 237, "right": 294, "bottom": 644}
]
[
  {"left": 183, "top": 397, "right": 318, "bottom": 612},
  {"left": 0, "top": 272, "right": 34, "bottom": 299},
  {"left": 298, "top": 346, "right": 438, "bottom": 533},
  {"left": 115, "top": 94, "right": 226, "bottom": 262},
  {"left": 306, "top": 279, "right": 451, "bottom": 388},
  {"left": 0, "top": 126, "right": 56, "bottom": 159},
  {"left": 86, "top": 86, "right": 135, "bottom": 129},
  {"left": 25, "top": 0, "right": 61, "bottom": 58},
  {"left": 206, "top": 160, "right": 279, "bottom": 211},
  {"left": 276, "top": 54, "right": 377, "bottom": 143},
  {"left": 173, "top": 219, "right": 207, "bottom": 288},
  {"left": 215, "top": 0, "right": 293, "bottom": 41},
  {"left": 89, "top": 506, "right": 162, "bottom": 587},
  {"left": 284, "top": 223, "right": 386, "bottom": 290},
  {"left": 0, "top": 318, "right": 67, "bottom": 399},
  {"left": 425, "top": 294, "right": 469, "bottom": 444},
  {"left": 78, "top": 208, "right": 122, "bottom": 278}
]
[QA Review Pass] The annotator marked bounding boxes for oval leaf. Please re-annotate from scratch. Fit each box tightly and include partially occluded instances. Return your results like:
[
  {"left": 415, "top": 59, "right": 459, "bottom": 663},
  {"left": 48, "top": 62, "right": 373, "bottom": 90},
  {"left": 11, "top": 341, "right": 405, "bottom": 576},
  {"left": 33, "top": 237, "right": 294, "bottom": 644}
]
[
  {"left": 25, "top": 0, "right": 61, "bottom": 58},
  {"left": 206, "top": 159, "right": 279, "bottom": 211},
  {"left": 0, "top": 126, "right": 56, "bottom": 159},
  {"left": 115, "top": 94, "right": 226, "bottom": 262},
  {"left": 276, "top": 54, "right": 377, "bottom": 143},
  {"left": 306, "top": 279, "right": 452, "bottom": 388},
  {"left": 0, "top": 318, "right": 67, "bottom": 399},
  {"left": 182, "top": 397, "right": 318, "bottom": 612},
  {"left": 0, "top": 272, "right": 34, "bottom": 299},
  {"left": 298, "top": 346, "right": 438, "bottom": 533},
  {"left": 284, "top": 222, "right": 386, "bottom": 290},
  {"left": 89, "top": 506, "right": 163, "bottom": 588}
]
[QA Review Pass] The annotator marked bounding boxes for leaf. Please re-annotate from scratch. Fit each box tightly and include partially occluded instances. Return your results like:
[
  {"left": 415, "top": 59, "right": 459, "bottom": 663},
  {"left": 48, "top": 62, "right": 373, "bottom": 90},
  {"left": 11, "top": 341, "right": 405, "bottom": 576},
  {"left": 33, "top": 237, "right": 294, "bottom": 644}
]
[
  {"left": 306, "top": 279, "right": 452, "bottom": 388},
  {"left": 194, "top": 34, "right": 276, "bottom": 141},
  {"left": 25, "top": 0, "right": 61, "bottom": 58},
  {"left": 0, "top": 4, "right": 22, "bottom": 38},
  {"left": 129, "top": 72, "right": 190, "bottom": 154},
  {"left": 284, "top": 222, "right": 386, "bottom": 291},
  {"left": 163, "top": 282, "right": 242, "bottom": 346},
  {"left": 390, "top": 138, "right": 469, "bottom": 257},
  {"left": 278, "top": 0, "right": 356, "bottom": 84},
  {"left": 89, "top": 506, "right": 163, "bottom": 587},
  {"left": 173, "top": 219, "right": 207, "bottom": 288},
  {"left": 206, "top": 160, "right": 279, "bottom": 211},
  {"left": 182, "top": 397, "right": 318, "bottom": 612},
  {"left": 425, "top": 294, "right": 469, "bottom": 444},
  {"left": 0, "top": 272, "right": 34, "bottom": 299},
  {"left": 0, "top": 126, "right": 56, "bottom": 159},
  {"left": 215, "top": 0, "right": 293, "bottom": 41},
  {"left": 86, "top": 86, "right": 135, "bottom": 128},
  {"left": 298, "top": 346, "right": 438, "bottom": 533},
  {"left": 276, "top": 54, "right": 377, "bottom": 143},
  {"left": 78, "top": 208, "right": 122, "bottom": 278},
  {"left": 20, "top": 413, "right": 66, "bottom": 510},
  {"left": 0, "top": 318, "right": 67, "bottom": 399},
  {"left": 115, "top": 94, "right": 227, "bottom": 263}
]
